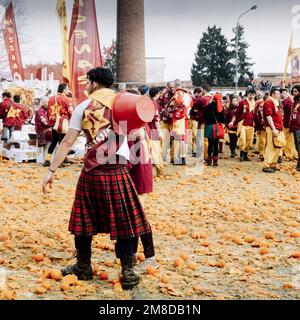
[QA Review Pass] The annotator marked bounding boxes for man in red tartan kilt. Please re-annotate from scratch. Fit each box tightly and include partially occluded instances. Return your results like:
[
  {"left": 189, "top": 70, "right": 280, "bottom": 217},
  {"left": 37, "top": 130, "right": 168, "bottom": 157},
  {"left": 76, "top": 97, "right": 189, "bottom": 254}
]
[{"left": 42, "top": 68, "right": 153, "bottom": 290}]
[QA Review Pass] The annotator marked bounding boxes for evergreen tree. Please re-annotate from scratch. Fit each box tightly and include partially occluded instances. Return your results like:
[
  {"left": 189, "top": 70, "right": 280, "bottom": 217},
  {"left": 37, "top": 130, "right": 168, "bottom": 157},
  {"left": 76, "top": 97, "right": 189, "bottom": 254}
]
[
  {"left": 230, "top": 25, "right": 254, "bottom": 86},
  {"left": 191, "top": 25, "right": 234, "bottom": 87}
]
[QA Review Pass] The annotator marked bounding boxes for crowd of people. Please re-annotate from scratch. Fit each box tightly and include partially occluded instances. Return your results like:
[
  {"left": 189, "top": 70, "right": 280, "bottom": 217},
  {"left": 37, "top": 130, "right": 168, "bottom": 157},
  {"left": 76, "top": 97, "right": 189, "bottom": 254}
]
[{"left": 1, "top": 69, "right": 300, "bottom": 291}]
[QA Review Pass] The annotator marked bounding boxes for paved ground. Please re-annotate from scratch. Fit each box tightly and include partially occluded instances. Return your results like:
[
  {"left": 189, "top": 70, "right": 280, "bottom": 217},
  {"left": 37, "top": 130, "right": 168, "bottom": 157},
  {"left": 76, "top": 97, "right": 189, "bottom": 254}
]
[{"left": 0, "top": 149, "right": 300, "bottom": 300}]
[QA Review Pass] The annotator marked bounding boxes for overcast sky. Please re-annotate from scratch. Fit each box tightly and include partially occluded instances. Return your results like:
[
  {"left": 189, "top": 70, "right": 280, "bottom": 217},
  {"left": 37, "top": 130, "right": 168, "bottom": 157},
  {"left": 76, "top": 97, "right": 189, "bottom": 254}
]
[{"left": 15, "top": 0, "right": 300, "bottom": 81}]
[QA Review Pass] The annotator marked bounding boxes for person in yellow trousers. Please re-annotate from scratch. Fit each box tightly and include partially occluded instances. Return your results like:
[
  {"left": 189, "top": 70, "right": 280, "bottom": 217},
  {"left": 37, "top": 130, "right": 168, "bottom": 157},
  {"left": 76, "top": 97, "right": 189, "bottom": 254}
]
[
  {"left": 195, "top": 85, "right": 212, "bottom": 161},
  {"left": 282, "top": 87, "right": 299, "bottom": 161},
  {"left": 157, "top": 82, "right": 175, "bottom": 164},
  {"left": 229, "top": 88, "right": 256, "bottom": 161},
  {"left": 262, "top": 88, "right": 284, "bottom": 173},
  {"left": 148, "top": 87, "right": 165, "bottom": 177},
  {"left": 253, "top": 95, "right": 267, "bottom": 161}
]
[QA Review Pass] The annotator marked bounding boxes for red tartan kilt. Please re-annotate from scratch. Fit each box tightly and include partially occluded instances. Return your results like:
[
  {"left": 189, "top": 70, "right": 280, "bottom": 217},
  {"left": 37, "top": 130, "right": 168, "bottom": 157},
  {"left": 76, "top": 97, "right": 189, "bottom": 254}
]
[{"left": 69, "top": 165, "right": 152, "bottom": 240}]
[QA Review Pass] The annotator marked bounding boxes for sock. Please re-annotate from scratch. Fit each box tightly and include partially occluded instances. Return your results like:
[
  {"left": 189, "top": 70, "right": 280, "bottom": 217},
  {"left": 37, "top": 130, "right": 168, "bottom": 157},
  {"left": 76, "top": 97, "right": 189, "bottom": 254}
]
[
  {"left": 145, "top": 256, "right": 155, "bottom": 261},
  {"left": 45, "top": 153, "right": 51, "bottom": 161}
]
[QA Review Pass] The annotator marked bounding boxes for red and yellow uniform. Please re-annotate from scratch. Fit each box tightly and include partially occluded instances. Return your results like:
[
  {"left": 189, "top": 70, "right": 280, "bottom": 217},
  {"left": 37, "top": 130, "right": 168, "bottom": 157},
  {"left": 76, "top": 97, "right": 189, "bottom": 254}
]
[
  {"left": 48, "top": 93, "right": 73, "bottom": 133},
  {"left": 282, "top": 97, "right": 298, "bottom": 160},
  {"left": 9, "top": 103, "right": 31, "bottom": 130},
  {"left": 148, "top": 100, "right": 164, "bottom": 176},
  {"left": 253, "top": 100, "right": 266, "bottom": 159},
  {"left": 196, "top": 94, "right": 213, "bottom": 160},
  {"left": 171, "top": 89, "right": 193, "bottom": 162},
  {"left": 0, "top": 98, "right": 12, "bottom": 121},
  {"left": 235, "top": 98, "right": 255, "bottom": 152},
  {"left": 44, "top": 94, "right": 73, "bottom": 163},
  {"left": 263, "top": 97, "right": 284, "bottom": 169},
  {"left": 35, "top": 106, "right": 52, "bottom": 147},
  {"left": 158, "top": 88, "right": 175, "bottom": 162}
]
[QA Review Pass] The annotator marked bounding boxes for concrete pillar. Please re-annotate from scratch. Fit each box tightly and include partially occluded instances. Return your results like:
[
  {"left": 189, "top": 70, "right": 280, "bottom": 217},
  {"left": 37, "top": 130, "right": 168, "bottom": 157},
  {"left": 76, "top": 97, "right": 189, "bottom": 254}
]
[{"left": 117, "top": 0, "right": 146, "bottom": 84}]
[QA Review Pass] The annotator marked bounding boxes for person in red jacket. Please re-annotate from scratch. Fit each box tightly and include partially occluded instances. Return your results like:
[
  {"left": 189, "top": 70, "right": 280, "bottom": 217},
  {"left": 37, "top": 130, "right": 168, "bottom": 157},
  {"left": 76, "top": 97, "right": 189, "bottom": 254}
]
[
  {"left": 35, "top": 97, "right": 53, "bottom": 147},
  {"left": 253, "top": 96, "right": 266, "bottom": 161},
  {"left": 195, "top": 85, "right": 213, "bottom": 160},
  {"left": 289, "top": 95, "right": 300, "bottom": 171},
  {"left": 0, "top": 92, "right": 13, "bottom": 142},
  {"left": 229, "top": 88, "right": 256, "bottom": 161},
  {"left": 157, "top": 82, "right": 175, "bottom": 163},
  {"left": 262, "top": 88, "right": 284, "bottom": 173},
  {"left": 43, "top": 83, "right": 73, "bottom": 167},
  {"left": 171, "top": 80, "right": 193, "bottom": 165},
  {"left": 9, "top": 95, "right": 31, "bottom": 130},
  {"left": 281, "top": 88, "right": 298, "bottom": 160}
]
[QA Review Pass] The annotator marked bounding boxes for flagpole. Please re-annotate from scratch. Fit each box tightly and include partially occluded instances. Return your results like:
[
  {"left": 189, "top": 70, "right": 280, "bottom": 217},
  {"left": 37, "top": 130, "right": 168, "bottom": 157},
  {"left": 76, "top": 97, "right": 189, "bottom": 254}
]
[
  {"left": 283, "top": 33, "right": 293, "bottom": 89},
  {"left": 57, "top": 0, "right": 70, "bottom": 84}
]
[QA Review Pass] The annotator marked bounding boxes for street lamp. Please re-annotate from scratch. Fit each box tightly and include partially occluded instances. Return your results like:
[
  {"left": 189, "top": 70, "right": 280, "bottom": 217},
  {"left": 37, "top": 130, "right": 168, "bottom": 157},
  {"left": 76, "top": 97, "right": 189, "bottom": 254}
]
[{"left": 235, "top": 5, "right": 257, "bottom": 92}]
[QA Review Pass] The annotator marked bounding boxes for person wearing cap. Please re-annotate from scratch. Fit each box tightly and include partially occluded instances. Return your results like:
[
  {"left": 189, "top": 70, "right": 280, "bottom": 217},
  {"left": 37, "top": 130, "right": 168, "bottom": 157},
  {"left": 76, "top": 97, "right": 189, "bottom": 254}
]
[
  {"left": 42, "top": 67, "right": 153, "bottom": 290},
  {"left": 262, "top": 88, "right": 284, "bottom": 173},
  {"left": 229, "top": 88, "right": 256, "bottom": 161},
  {"left": 157, "top": 81, "right": 176, "bottom": 163}
]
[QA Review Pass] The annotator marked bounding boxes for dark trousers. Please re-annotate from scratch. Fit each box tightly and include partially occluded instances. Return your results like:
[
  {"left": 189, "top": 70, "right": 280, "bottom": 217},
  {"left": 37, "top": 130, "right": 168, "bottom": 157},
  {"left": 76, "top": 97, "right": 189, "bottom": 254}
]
[
  {"left": 75, "top": 236, "right": 92, "bottom": 254},
  {"left": 294, "top": 131, "right": 300, "bottom": 155},
  {"left": 208, "top": 138, "right": 219, "bottom": 158},
  {"left": 115, "top": 233, "right": 155, "bottom": 259},
  {"left": 76, "top": 235, "right": 143, "bottom": 261},
  {"left": 1, "top": 126, "right": 14, "bottom": 143},
  {"left": 229, "top": 133, "right": 238, "bottom": 154},
  {"left": 115, "top": 237, "right": 137, "bottom": 259},
  {"left": 133, "top": 232, "right": 155, "bottom": 259},
  {"left": 48, "top": 129, "right": 65, "bottom": 155}
]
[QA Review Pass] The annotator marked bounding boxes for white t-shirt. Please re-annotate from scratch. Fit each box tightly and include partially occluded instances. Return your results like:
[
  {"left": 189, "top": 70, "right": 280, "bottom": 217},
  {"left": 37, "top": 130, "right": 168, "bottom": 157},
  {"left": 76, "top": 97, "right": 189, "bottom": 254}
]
[
  {"left": 69, "top": 99, "right": 91, "bottom": 132},
  {"left": 69, "top": 99, "right": 130, "bottom": 160}
]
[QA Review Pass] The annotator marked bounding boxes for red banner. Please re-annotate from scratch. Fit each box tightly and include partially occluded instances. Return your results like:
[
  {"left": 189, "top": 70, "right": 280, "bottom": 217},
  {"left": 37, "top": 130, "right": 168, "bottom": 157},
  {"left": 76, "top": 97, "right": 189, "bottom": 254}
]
[
  {"left": 2, "top": 1, "right": 24, "bottom": 80},
  {"left": 69, "top": 0, "right": 103, "bottom": 105},
  {"left": 36, "top": 66, "right": 42, "bottom": 80}
]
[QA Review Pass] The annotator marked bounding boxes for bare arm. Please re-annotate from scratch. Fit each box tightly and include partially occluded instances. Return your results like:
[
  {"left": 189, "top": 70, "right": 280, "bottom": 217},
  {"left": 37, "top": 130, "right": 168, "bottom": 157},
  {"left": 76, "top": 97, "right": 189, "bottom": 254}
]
[
  {"left": 49, "top": 129, "right": 80, "bottom": 171},
  {"left": 266, "top": 116, "right": 276, "bottom": 131},
  {"left": 42, "top": 128, "right": 80, "bottom": 194},
  {"left": 154, "top": 121, "right": 163, "bottom": 139},
  {"left": 266, "top": 116, "right": 279, "bottom": 136},
  {"left": 229, "top": 115, "right": 236, "bottom": 127}
]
